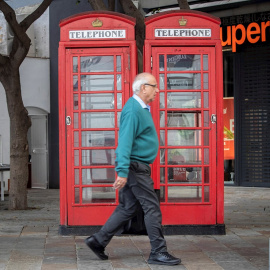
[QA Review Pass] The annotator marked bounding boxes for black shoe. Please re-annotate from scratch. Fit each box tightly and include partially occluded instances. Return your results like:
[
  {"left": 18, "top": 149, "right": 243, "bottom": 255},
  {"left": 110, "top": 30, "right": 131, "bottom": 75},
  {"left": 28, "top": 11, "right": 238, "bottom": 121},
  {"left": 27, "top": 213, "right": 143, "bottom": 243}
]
[
  {"left": 148, "top": 251, "right": 181, "bottom": 265},
  {"left": 85, "top": 236, "right": 108, "bottom": 260}
]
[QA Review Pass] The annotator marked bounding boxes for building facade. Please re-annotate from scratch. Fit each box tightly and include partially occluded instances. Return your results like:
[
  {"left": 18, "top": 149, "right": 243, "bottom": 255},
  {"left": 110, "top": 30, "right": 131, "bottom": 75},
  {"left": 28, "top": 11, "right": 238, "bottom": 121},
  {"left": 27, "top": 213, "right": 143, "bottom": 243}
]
[
  {"left": 0, "top": 0, "right": 269, "bottom": 194},
  {"left": 213, "top": 3, "right": 270, "bottom": 187}
]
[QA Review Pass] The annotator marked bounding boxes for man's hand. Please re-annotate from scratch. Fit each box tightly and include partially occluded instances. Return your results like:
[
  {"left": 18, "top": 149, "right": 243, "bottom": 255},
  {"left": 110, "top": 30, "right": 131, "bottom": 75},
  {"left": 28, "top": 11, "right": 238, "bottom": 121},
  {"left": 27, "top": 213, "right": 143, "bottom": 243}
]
[{"left": 113, "top": 176, "right": 127, "bottom": 190}]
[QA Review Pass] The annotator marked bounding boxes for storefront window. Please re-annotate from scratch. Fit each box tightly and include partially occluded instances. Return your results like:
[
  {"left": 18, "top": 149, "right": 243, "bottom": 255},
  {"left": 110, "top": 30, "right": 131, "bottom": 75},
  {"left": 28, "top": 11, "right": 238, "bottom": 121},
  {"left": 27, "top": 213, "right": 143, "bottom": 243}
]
[{"left": 223, "top": 52, "right": 235, "bottom": 184}]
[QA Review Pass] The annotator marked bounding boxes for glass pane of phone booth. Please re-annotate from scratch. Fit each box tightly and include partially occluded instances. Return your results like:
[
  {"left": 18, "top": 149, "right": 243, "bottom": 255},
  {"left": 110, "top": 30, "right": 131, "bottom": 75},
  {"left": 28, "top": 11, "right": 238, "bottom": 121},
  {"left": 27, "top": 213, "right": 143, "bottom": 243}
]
[
  {"left": 70, "top": 50, "right": 126, "bottom": 206},
  {"left": 157, "top": 52, "right": 211, "bottom": 204}
]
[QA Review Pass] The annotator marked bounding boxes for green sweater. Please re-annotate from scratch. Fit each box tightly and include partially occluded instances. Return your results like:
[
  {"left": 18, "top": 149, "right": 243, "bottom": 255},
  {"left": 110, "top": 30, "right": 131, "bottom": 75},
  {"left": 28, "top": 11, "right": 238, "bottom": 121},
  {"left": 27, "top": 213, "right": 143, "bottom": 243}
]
[{"left": 115, "top": 97, "right": 159, "bottom": 178}]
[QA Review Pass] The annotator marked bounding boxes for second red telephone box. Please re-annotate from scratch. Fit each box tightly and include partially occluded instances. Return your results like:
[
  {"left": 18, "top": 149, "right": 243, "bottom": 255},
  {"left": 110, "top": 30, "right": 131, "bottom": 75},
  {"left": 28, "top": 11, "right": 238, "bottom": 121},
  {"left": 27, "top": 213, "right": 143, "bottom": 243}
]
[{"left": 144, "top": 10, "right": 224, "bottom": 233}]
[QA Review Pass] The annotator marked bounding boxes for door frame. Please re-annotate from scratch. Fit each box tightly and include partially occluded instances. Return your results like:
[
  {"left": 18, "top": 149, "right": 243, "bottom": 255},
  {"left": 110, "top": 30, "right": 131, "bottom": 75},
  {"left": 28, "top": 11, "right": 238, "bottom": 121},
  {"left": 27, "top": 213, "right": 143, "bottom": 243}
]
[
  {"left": 144, "top": 40, "right": 223, "bottom": 227},
  {"left": 27, "top": 107, "right": 49, "bottom": 189},
  {"left": 65, "top": 47, "right": 133, "bottom": 225},
  {"left": 150, "top": 46, "right": 218, "bottom": 225}
]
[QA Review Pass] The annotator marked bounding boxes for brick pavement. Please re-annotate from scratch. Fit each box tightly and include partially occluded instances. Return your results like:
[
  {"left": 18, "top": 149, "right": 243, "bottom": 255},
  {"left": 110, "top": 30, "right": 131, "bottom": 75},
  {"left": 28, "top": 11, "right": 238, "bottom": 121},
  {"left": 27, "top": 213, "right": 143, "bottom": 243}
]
[{"left": 0, "top": 186, "right": 269, "bottom": 270}]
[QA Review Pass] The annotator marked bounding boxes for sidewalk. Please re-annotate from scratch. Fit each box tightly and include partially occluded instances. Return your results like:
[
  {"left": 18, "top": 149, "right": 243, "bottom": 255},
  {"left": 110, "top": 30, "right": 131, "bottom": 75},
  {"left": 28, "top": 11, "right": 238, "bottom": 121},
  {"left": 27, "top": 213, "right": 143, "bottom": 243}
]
[{"left": 0, "top": 186, "right": 269, "bottom": 270}]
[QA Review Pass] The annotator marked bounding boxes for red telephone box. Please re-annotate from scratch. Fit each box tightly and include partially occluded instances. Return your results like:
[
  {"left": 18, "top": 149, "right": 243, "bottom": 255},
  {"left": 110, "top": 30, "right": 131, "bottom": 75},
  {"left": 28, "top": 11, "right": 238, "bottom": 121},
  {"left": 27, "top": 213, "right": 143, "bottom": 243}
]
[
  {"left": 58, "top": 12, "right": 136, "bottom": 231},
  {"left": 144, "top": 11, "right": 224, "bottom": 232}
]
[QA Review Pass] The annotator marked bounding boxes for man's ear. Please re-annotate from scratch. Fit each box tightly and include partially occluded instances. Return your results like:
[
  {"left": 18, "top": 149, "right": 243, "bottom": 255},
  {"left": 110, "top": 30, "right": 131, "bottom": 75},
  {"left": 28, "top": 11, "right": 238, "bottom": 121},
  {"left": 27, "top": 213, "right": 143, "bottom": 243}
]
[{"left": 142, "top": 84, "right": 146, "bottom": 94}]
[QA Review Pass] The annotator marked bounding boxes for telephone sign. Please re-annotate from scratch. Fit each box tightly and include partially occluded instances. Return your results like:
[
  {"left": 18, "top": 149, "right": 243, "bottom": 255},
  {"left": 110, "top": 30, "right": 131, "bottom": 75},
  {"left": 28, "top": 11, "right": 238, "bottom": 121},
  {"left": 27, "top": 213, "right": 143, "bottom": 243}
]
[{"left": 155, "top": 28, "right": 211, "bottom": 37}]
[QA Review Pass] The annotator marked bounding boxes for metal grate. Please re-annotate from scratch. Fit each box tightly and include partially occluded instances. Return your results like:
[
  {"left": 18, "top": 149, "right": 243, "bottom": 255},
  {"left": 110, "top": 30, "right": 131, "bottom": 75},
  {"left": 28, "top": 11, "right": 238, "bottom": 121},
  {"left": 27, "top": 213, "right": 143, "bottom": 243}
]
[{"left": 238, "top": 44, "right": 270, "bottom": 186}]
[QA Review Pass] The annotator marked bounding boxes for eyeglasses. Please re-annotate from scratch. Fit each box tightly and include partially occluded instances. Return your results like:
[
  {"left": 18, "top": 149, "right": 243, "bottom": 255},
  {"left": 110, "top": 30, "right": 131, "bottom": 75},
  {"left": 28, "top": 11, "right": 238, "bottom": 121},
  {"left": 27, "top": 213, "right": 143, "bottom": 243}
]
[{"left": 144, "top": 83, "right": 157, "bottom": 88}]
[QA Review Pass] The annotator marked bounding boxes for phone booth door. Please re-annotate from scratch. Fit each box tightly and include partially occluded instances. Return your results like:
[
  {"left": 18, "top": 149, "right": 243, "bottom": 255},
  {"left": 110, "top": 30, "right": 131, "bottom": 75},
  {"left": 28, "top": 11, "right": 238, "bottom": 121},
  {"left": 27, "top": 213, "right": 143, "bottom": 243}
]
[
  {"left": 151, "top": 46, "right": 217, "bottom": 225},
  {"left": 59, "top": 12, "right": 136, "bottom": 230},
  {"left": 66, "top": 47, "right": 130, "bottom": 225}
]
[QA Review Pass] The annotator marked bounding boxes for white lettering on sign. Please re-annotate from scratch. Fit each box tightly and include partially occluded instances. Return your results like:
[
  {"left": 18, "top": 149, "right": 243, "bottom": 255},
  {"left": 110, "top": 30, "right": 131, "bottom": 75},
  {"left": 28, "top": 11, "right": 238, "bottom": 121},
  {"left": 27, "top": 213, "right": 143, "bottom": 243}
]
[
  {"left": 155, "top": 29, "right": 211, "bottom": 38},
  {"left": 69, "top": 30, "right": 126, "bottom": 39}
]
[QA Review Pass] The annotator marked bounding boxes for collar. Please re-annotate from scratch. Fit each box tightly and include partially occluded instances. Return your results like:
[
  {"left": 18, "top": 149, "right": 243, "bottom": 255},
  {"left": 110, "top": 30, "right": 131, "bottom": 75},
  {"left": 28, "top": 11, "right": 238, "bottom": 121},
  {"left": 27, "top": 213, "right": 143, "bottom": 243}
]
[{"left": 132, "top": 94, "right": 151, "bottom": 112}]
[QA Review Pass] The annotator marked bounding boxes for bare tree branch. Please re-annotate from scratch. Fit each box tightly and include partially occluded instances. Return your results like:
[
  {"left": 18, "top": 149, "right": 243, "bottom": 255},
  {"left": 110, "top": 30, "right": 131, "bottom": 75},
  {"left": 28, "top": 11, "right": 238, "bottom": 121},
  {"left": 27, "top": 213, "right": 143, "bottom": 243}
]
[
  {"left": 118, "top": 0, "right": 144, "bottom": 53},
  {"left": 0, "top": 54, "right": 9, "bottom": 66},
  {"left": 0, "top": 1, "right": 30, "bottom": 67},
  {"left": 108, "top": 0, "right": 115, "bottom": 11},
  {"left": 88, "top": 0, "right": 108, "bottom": 10},
  {"left": 0, "top": 1, "right": 29, "bottom": 46},
  {"left": 177, "top": 0, "right": 190, "bottom": 9},
  {"left": 11, "top": 43, "right": 30, "bottom": 68},
  {"left": 0, "top": 0, "right": 53, "bottom": 68},
  {"left": 20, "top": 0, "right": 53, "bottom": 31}
]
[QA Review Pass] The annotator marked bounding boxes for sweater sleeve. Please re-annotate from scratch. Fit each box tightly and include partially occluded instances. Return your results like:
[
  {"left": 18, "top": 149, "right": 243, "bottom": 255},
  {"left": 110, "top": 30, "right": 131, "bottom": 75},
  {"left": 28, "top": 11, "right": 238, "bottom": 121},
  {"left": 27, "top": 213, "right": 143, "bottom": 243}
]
[{"left": 115, "top": 110, "right": 138, "bottom": 177}]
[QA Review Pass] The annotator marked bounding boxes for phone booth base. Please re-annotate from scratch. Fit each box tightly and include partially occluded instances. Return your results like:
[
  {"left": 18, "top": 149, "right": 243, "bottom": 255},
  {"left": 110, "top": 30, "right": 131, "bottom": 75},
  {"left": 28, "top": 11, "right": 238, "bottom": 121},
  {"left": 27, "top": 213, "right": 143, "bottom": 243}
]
[{"left": 144, "top": 10, "right": 225, "bottom": 235}]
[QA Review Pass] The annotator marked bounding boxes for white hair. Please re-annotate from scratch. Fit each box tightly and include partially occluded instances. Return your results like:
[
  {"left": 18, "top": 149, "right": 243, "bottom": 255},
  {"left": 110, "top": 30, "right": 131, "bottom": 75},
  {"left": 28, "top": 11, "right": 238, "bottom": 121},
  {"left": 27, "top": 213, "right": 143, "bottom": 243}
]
[{"left": 132, "top": 72, "right": 153, "bottom": 94}]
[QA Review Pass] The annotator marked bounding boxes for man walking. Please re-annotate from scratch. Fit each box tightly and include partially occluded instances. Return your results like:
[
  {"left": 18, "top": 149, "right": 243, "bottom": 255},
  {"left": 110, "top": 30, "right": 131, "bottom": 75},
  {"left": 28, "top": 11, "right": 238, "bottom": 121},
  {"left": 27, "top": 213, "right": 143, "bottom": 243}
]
[{"left": 85, "top": 72, "right": 181, "bottom": 266}]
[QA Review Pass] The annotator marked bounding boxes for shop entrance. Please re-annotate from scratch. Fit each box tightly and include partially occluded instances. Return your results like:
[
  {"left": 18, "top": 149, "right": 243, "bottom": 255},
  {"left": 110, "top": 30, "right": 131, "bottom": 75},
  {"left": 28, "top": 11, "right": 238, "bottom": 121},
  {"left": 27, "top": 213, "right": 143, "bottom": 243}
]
[{"left": 151, "top": 46, "right": 217, "bottom": 224}]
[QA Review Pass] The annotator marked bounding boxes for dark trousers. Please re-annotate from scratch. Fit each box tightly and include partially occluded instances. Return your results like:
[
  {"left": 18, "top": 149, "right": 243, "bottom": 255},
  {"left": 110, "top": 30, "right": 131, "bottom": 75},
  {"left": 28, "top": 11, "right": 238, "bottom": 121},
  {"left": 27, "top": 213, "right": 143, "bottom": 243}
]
[{"left": 94, "top": 161, "right": 167, "bottom": 253}]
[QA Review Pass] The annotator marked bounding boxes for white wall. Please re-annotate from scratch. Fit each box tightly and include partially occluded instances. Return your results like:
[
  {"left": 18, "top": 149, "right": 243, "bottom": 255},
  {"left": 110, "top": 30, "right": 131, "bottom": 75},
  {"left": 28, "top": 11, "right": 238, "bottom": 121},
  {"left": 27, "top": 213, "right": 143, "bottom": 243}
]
[
  {"left": 0, "top": 89, "right": 10, "bottom": 165},
  {"left": 0, "top": 82, "right": 10, "bottom": 189},
  {"left": 0, "top": 57, "right": 50, "bottom": 190},
  {"left": 21, "top": 58, "right": 50, "bottom": 112}
]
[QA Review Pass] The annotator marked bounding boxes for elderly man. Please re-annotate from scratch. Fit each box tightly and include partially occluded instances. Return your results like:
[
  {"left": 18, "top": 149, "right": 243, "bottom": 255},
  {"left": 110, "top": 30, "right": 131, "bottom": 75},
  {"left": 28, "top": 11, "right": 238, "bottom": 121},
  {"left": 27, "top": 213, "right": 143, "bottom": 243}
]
[{"left": 85, "top": 73, "right": 181, "bottom": 266}]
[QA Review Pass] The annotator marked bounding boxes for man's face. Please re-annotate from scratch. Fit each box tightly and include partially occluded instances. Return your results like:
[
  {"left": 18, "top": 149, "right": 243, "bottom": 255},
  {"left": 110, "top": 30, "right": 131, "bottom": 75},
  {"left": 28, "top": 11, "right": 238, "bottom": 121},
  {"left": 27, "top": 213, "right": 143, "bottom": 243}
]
[{"left": 143, "top": 75, "right": 159, "bottom": 104}]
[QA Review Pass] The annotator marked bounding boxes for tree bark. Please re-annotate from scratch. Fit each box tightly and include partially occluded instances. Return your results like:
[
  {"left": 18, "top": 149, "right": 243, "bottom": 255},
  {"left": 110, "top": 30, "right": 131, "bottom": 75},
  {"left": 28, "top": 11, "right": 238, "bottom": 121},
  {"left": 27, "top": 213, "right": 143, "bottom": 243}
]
[
  {"left": 108, "top": 0, "right": 115, "bottom": 11},
  {"left": 88, "top": 0, "right": 108, "bottom": 10},
  {"left": 177, "top": 0, "right": 190, "bottom": 9},
  {"left": 118, "top": 0, "right": 145, "bottom": 72},
  {"left": 0, "top": 0, "right": 52, "bottom": 210},
  {"left": 2, "top": 70, "right": 31, "bottom": 210}
]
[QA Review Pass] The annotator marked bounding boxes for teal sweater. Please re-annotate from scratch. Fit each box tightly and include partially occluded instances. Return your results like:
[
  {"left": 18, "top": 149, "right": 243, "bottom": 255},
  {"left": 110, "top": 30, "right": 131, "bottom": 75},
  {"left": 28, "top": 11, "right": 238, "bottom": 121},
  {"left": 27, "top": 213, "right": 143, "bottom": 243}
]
[{"left": 115, "top": 97, "right": 159, "bottom": 178}]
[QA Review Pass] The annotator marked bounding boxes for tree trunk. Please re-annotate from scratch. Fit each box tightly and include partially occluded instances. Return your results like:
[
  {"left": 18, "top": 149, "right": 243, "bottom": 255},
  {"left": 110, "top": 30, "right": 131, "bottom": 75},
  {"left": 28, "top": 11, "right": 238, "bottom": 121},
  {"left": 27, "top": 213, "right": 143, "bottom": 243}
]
[
  {"left": 2, "top": 69, "right": 31, "bottom": 210},
  {"left": 108, "top": 0, "right": 115, "bottom": 11},
  {"left": 177, "top": 0, "right": 190, "bottom": 9},
  {"left": 118, "top": 0, "right": 145, "bottom": 72},
  {"left": 88, "top": 0, "right": 108, "bottom": 10}
]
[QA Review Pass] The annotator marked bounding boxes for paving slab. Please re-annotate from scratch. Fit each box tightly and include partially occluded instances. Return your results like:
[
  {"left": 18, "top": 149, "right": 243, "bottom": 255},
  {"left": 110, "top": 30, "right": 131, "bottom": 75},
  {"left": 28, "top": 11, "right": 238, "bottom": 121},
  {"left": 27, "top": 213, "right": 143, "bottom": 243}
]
[
  {"left": 240, "top": 236, "right": 269, "bottom": 249},
  {"left": 185, "top": 263, "right": 223, "bottom": 270},
  {"left": 21, "top": 226, "right": 49, "bottom": 236},
  {"left": 41, "top": 264, "right": 77, "bottom": 270},
  {"left": 217, "top": 260, "right": 258, "bottom": 270},
  {"left": 203, "top": 250, "right": 248, "bottom": 263},
  {"left": 174, "top": 250, "right": 216, "bottom": 264},
  {"left": 6, "top": 250, "right": 43, "bottom": 270},
  {"left": 0, "top": 227, "right": 23, "bottom": 236}
]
